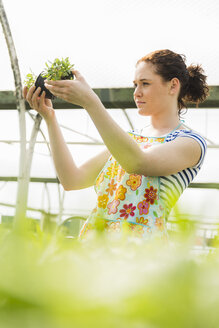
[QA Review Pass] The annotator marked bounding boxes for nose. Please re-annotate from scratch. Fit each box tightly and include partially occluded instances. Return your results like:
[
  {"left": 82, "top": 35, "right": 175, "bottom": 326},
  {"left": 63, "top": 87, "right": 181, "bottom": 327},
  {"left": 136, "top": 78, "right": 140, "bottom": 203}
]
[{"left": 133, "top": 85, "right": 142, "bottom": 99}]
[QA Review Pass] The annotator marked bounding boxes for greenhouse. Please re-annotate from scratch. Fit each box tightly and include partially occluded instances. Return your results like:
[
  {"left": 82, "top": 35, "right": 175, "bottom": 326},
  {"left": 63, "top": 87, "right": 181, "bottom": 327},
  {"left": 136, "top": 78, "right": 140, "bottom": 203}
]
[{"left": 0, "top": 0, "right": 219, "bottom": 327}]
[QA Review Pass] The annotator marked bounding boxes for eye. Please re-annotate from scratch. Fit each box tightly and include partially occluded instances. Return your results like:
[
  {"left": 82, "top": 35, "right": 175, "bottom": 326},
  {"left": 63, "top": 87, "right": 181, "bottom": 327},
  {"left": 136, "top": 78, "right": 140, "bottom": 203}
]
[{"left": 143, "top": 82, "right": 149, "bottom": 86}]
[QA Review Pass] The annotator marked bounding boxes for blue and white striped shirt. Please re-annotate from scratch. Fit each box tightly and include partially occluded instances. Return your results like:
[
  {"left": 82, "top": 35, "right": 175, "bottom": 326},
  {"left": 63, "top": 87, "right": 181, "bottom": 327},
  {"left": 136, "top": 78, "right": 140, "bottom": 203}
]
[{"left": 159, "top": 129, "right": 207, "bottom": 218}]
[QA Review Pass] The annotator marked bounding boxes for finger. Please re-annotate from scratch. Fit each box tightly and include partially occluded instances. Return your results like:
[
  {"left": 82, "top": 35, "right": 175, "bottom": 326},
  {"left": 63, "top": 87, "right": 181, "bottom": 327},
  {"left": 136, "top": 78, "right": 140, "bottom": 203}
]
[
  {"left": 44, "top": 83, "right": 68, "bottom": 98},
  {"left": 46, "top": 89, "right": 67, "bottom": 100},
  {"left": 72, "top": 70, "right": 82, "bottom": 79},
  {"left": 26, "top": 85, "right": 36, "bottom": 100},
  {"left": 23, "top": 86, "right": 28, "bottom": 99},
  {"left": 39, "top": 91, "right": 46, "bottom": 108},
  {"left": 26, "top": 85, "right": 36, "bottom": 107},
  {"left": 44, "top": 87, "right": 68, "bottom": 102},
  {"left": 32, "top": 87, "right": 41, "bottom": 109},
  {"left": 44, "top": 80, "right": 67, "bottom": 88}
]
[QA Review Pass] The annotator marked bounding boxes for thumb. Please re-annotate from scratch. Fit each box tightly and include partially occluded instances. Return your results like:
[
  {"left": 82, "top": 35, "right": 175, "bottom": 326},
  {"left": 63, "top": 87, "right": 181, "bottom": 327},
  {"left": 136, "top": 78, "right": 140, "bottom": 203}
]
[{"left": 72, "top": 69, "right": 83, "bottom": 79}]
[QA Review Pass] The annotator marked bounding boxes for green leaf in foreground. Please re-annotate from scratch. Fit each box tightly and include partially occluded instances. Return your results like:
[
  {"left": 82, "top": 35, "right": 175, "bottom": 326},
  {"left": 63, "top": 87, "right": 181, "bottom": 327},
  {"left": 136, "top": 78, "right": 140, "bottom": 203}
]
[{"left": 0, "top": 223, "right": 218, "bottom": 328}]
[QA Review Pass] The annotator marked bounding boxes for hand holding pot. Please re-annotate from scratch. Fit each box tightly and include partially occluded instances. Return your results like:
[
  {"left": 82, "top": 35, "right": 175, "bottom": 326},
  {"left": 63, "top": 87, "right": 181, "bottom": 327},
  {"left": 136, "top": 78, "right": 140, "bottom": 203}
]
[
  {"left": 23, "top": 86, "right": 55, "bottom": 123},
  {"left": 44, "top": 70, "right": 98, "bottom": 109}
]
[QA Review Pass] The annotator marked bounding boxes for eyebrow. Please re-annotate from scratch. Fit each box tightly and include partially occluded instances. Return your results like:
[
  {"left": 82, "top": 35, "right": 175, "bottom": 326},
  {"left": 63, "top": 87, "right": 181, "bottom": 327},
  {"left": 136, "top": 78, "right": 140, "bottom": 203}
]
[{"left": 133, "top": 78, "right": 152, "bottom": 83}]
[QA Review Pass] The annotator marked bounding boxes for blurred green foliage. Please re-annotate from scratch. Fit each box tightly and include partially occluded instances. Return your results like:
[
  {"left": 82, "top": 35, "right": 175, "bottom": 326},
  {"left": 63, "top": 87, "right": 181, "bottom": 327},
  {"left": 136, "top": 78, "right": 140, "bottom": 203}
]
[{"left": 0, "top": 217, "right": 218, "bottom": 328}]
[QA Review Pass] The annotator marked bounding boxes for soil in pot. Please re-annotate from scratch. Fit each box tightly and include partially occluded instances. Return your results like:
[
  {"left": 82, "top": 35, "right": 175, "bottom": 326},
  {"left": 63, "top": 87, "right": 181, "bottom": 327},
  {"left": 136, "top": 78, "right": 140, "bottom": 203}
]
[{"left": 61, "top": 71, "right": 74, "bottom": 80}]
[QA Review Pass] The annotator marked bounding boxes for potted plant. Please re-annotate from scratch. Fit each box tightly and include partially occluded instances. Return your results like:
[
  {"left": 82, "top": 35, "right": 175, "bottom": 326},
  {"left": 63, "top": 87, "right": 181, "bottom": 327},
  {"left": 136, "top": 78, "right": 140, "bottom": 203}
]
[{"left": 24, "top": 57, "right": 74, "bottom": 99}]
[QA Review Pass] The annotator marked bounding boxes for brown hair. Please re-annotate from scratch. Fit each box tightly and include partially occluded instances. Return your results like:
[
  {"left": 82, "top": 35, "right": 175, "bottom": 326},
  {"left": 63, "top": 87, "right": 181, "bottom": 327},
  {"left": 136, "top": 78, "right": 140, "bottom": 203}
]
[{"left": 137, "top": 49, "right": 209, "bottom": 116}]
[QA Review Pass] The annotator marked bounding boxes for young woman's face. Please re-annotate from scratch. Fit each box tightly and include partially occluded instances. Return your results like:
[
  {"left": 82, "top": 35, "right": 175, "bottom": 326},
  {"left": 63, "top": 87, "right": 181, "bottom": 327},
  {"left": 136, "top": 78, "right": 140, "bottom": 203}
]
[{"left": 133, "top": 61, "right": 172, "bottom": 116}]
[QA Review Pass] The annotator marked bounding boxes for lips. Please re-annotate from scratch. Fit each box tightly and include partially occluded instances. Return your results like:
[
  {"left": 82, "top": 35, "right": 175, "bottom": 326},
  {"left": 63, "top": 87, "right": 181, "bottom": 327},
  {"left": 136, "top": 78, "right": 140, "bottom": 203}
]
[{"left": 136, "top": 101, "right": 146, "bottom": 106}]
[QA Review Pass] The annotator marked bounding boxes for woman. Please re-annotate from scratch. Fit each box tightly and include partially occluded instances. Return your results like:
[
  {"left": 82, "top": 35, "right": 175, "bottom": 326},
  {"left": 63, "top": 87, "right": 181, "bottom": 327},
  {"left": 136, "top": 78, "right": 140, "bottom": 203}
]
[{"left": 24, "top": 49, "right": 209, "bottom": 242}]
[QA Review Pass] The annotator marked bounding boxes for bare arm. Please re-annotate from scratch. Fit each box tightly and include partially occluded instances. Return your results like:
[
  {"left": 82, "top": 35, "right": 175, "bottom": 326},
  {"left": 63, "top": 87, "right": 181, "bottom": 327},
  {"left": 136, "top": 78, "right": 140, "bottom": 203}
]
[
  {"left": 46, "top": 114, "right": 110, "bottom": 190},
  {"left": 79, "top": 97, "right": 201, "bottom": 176},
  {"left": 24, "top": 86, "right": 110, "bottom": 190},
  {"left": 45, "top": 72, "right": 202, "bottom": 176},
  {"left": 135, "top": 136, "right": 202, "bottom": 176}
]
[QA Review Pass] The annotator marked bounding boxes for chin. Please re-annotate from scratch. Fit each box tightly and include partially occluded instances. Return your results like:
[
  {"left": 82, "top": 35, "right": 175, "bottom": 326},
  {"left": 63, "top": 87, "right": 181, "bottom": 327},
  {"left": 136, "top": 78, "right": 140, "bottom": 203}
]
[{"left": 138, "top": 108, "right": 150, "bottom": 116}]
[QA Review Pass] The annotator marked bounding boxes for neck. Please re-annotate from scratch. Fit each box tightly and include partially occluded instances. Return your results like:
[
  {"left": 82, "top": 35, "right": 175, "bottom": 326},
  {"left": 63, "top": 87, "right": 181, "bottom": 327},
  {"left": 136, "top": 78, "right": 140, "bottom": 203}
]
[{"left": 149, "top": 111, "right": 180, "bottom": 131}]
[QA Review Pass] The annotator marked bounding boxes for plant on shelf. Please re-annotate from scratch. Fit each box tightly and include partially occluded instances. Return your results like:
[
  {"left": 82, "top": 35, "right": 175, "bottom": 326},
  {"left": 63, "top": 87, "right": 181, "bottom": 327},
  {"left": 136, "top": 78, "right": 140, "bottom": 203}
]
[{"left": 24, "top": 57, "right": 74, "bottom": 99}]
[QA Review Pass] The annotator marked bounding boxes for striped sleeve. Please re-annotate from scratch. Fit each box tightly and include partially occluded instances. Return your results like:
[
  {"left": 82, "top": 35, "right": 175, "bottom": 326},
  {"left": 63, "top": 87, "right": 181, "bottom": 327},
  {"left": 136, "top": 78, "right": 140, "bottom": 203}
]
[{"left": 176, "top": 130, "right": 207, "bottom": 169}]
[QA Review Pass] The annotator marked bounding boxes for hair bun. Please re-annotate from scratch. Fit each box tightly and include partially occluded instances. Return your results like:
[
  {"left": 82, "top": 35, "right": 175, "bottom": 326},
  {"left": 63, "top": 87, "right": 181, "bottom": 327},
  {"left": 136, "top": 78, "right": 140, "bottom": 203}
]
[{"left": 184, "top": 64, "right": 209, "bottom": 105}]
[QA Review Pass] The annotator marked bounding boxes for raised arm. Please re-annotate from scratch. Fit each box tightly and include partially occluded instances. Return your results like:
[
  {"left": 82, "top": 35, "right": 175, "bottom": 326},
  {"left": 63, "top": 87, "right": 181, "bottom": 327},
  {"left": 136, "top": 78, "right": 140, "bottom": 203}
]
[
  {"left": 44, "top": 70, "right": 202, "bottom": 177},
  {"left": 24, "top": 86, "right": 110, "bottom": 190}
]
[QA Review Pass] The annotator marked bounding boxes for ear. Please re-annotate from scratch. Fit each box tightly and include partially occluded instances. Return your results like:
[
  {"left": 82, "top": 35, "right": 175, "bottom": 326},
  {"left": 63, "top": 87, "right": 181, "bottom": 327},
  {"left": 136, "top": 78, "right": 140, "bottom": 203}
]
[{"left": 169, "top": 77, "right": 180, "bottom": 95}]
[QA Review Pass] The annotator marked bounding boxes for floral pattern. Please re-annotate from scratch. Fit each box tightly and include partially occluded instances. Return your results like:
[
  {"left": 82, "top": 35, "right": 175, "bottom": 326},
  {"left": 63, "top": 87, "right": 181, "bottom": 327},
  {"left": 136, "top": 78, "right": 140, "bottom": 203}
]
[
  {"left": 95, "top": 171, "right": 104, "bottom": 187},
  {"left": 106, "top": 162, "right": 119, "bottom": 178},
  {"left": 126, "top": 174, "right": 142, "bottom": 191},
  {"left": 117, "top": 167, "right": 126, "bottom": 182},
  {"left": 144, "top": 186, "right": 158, "bottom": 205},
  {"left": 137, "top": 200, "right": 150, "bottom": 215},
  {"left": 106, "top": 221, "right": 121, "bottom": 232},
  {"left": 115, "top": 185, "right": 127, "bottom": 200},
  {"left": 119, "top": 203, "right": 136, "bottom": 220},
  {"left": 97, "top": 194, "right": 109, "bottom": 209},
  {"left": 127, "top": 223, "right": 145, "bottom": 237},
  {"left": 132, "top": 135, "right": 148, "bottom": 143},
  {"left": 157, "top": 138, "right": 165, "bottom": 143},
  {"left": 106, "top": 179, "right": 117, "bottom": 196},
  {"left": 136, "top": 217, "right": 149, "bottom": 225},
  {"left": 107, "top": 199, "right": 120, "bottom": 215},
  {"left": 80, "top": 131, "right": 170, "bottom": 242}
]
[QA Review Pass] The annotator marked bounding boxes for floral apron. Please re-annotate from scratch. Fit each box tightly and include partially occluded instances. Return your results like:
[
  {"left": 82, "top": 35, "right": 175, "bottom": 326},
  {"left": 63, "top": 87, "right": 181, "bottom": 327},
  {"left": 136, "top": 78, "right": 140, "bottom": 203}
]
[{"left": 79, "top": 121, "right": 184, "bottom": 242}]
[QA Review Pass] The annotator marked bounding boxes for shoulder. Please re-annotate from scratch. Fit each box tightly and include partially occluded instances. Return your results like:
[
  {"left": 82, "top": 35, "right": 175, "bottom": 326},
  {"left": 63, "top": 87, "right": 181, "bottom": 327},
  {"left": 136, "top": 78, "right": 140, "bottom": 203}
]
[
  {"left": 167, "top": 127, "right": 206, "bottom": 145},
  {"left": 166, "top": 128, "right": 207, "bottom": 169}
]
